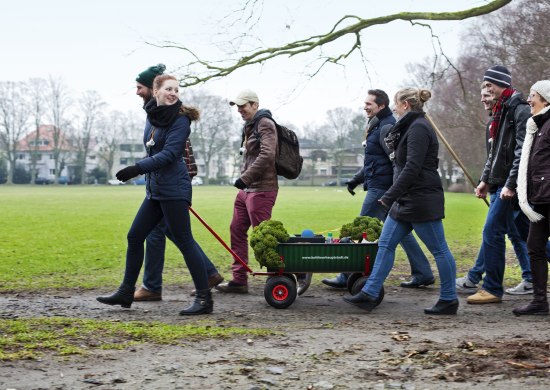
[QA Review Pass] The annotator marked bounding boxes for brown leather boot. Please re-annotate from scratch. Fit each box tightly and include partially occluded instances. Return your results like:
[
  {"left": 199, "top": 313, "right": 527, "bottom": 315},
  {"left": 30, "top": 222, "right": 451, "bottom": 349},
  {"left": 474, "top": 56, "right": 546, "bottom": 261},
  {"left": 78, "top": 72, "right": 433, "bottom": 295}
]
[
  {"left": 190, "top": 273, "right": 224, "bottom": 296},
  {"left": 134, "top": 286, "right": 162, "bottom": 301}
]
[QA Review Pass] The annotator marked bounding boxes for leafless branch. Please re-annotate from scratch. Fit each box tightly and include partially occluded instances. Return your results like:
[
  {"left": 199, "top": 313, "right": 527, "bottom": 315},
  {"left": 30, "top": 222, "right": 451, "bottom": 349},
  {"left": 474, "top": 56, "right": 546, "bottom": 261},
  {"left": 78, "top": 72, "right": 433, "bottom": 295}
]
[{"left": 147, "top": 0, "right": 512, "bottom": 87}]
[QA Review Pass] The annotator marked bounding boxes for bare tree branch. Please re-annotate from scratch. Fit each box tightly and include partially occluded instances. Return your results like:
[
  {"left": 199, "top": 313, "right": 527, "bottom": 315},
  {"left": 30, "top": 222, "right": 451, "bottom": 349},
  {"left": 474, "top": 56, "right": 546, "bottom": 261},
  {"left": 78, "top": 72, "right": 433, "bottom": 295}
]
[{"left": 149, "top": 0, "right": 511, "bottom": 87}]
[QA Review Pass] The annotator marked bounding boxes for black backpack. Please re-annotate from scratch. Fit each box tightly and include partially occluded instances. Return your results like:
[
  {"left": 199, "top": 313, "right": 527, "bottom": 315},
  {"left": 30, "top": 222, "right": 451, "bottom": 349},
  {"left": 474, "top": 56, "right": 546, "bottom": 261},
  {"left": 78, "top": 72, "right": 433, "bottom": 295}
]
[{"left": 248, "top": 117, "right": 303, "bottom": 180}]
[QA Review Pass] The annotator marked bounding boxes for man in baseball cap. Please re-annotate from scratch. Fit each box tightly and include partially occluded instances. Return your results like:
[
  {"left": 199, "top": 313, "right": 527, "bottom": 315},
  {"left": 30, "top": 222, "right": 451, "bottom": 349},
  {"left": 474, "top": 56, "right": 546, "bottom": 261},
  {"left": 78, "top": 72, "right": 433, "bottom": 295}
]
[
  {"left": 229, "top": 89, "right": 259, "bottom": 106},
  {"left": 216, "top": 89, "right": 279, "bottom": 294}
]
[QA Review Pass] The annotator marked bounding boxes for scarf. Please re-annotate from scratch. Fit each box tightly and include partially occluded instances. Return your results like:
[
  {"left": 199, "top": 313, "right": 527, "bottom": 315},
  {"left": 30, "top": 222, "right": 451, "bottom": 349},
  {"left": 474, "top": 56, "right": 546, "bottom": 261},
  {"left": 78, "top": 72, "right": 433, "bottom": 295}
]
[
  {"left": 145, "top": 98, "right": 183, "bottom": 128},
  {"left": 365, "top": 106, "right": 392, "bottom": 137},
  {"left": 517, "top": 105, "right": 550, "bottom": 222},
  {"left": 489, "top": 88, "right": 514, "bottom": 140},
  {"left": 384, "top": 111, "right": 424, "bottom": 161}
]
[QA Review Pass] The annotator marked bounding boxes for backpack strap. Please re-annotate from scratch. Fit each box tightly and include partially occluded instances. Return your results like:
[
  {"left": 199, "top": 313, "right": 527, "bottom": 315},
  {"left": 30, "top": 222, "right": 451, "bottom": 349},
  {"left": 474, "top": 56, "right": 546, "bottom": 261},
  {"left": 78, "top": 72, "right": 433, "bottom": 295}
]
[{"left": 240, "top": 115, "right": 275, "bottom": 148}]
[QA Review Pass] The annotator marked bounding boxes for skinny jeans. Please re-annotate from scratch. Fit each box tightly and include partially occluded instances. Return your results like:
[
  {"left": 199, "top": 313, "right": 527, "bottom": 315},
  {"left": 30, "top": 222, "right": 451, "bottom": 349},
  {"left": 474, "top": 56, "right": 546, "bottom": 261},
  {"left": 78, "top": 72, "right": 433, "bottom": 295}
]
[
  {"left": 123, "top": 198, "right": 208, "bottom": 291},
  {"left": 362, "top": 216, "right": 457, "bottom": 301}
]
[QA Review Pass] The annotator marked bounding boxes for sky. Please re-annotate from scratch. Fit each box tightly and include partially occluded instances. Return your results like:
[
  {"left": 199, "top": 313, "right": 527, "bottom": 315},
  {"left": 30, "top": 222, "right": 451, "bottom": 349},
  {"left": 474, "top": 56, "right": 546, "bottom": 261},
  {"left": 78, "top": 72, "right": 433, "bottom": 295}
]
[{"left": 1, "top": 0, "right": 490, "bottom": 130}]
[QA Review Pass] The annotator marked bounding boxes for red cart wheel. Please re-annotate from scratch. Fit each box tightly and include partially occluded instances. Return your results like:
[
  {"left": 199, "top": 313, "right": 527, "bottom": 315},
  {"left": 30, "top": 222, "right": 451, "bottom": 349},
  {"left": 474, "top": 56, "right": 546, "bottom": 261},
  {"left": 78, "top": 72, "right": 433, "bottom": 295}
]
[{"left": 264, "top": 275, "right": 297, "bottom": 309}]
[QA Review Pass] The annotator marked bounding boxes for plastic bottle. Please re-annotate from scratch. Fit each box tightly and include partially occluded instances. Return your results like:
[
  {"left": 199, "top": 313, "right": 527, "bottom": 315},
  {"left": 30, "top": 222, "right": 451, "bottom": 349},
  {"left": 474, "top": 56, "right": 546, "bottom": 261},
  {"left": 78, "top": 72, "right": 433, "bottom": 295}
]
[
  {"left": 361, "top": 232, "right": 368, "bottom": 243},
  {"left": 326, "top": 232, "right": 333, "bottom": 244}
]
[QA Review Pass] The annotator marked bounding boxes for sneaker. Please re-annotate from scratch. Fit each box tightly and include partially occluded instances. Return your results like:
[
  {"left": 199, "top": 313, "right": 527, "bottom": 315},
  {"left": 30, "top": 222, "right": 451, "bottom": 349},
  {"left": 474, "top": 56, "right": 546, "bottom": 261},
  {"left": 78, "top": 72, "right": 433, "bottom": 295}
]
[
  {"left": 467, "top": 289, "right": 502, "bottom": 304},
  {"left": 134, "top": 287, "right": 162, "bottom": 301},
  {"left": 505, "top": 280, "right": 533, "bottom": 295},
  {"left": 215, "top": 281, "right": 248, "bottom": 294},
  {"left": 456, "top": 276, "right": 477, "bottom": 293}
]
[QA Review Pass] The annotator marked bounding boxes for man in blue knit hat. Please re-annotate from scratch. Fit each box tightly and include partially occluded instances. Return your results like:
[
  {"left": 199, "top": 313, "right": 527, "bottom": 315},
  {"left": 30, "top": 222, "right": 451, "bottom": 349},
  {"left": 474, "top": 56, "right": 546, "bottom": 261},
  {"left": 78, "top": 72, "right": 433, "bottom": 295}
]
[{"left": 467, "top": 65, "right": 531, "bottom": 304}]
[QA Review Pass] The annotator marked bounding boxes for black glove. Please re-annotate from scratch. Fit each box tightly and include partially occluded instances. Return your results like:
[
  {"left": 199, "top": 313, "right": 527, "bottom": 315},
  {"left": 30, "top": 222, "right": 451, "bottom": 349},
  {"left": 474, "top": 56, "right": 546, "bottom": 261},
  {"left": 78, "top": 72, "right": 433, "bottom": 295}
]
[
  {"left": 234, "top": 178, "right": 247, "bottom": 190},
  {"left": 116, "top": 165, "right": 141, "bottom": 182},
  {"left": 346, "top": 179, "right": 358, "bottom": 196}
]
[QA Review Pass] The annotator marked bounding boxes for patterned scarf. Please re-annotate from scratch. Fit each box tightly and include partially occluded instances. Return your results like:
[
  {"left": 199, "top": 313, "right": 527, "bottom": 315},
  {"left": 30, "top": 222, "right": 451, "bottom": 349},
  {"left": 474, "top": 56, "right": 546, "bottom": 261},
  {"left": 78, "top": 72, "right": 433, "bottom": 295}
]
[
  {"left": 489, "top": 88, "right": 514, "bottom": 140},
  {"left": 384, "top": 111, "right": 424, "bottom": 161}
]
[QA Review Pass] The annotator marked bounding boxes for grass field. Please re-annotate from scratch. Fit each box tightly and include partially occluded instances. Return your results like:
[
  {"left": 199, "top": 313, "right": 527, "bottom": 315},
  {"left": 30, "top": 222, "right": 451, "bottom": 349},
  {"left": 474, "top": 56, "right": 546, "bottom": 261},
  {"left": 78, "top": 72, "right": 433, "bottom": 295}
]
[{"left": 0, "top": 184, "right": 522, "bottom": 292}]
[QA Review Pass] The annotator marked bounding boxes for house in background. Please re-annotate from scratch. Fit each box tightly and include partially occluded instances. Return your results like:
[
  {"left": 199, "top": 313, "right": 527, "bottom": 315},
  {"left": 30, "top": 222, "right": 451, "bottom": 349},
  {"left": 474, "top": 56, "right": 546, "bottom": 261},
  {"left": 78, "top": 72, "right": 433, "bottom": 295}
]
[
  {"left": 12, "top": 125, "right": 364, "bottom": 185},
  {"left": 16, "top": 125, "right": 73, "bottom": 182}
]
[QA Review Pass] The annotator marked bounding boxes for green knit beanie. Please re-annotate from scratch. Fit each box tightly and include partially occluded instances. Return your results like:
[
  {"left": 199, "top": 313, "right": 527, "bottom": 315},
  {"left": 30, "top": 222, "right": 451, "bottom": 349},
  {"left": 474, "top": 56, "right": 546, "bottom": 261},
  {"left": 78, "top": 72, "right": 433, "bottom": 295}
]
[{"left": 136, "top": 63, "right": 166, "bottom": 88}]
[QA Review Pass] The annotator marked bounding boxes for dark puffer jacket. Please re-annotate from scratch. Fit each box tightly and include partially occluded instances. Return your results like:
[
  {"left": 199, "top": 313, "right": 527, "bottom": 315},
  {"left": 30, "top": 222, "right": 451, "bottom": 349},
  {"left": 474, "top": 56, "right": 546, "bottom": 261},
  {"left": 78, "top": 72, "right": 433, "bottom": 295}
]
[
  {"left": 137, "top": 115, "right": 192, "bottom": 203},
  {"left": 351, "top": 108, "right": 396, "bottom": 191},
  {"left": 481, "top": 92, "right": 530, "bottom": 190},
  {"left": 380, "top": 112, "right": 444, "bottom": 222},
  {"left": 363, "top": 109, "right": 395, "bottom": 190}
]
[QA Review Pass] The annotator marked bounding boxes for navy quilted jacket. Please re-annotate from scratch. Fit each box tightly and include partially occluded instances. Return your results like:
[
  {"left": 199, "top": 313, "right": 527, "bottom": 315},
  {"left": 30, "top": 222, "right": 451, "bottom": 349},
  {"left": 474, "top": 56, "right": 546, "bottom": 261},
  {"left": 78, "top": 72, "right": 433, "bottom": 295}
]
[{"left": 136, "top": 115, "right": 192, "bottom": 203}]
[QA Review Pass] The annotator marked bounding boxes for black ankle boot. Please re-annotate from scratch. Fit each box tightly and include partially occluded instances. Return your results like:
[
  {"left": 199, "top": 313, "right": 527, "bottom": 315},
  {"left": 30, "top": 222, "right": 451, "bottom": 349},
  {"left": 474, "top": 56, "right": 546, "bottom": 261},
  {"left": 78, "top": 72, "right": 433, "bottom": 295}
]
[
  {"left": 343, "top": 291, "right": 379, "bottom": 312},
  {"left": 179, "top": 289, "right": 213, "bottom": 315},
  {"left": 514, "top": 257, "right": 549, "bottom": 316},
  {"left": 424, "top": 299, "right": 459, "bottom": 315},
  {"left": 512, "top": 301, "right": 549, "bottom": 316},
  {"left": 97, "top": 285, "right": 135, "bottom": 308}
]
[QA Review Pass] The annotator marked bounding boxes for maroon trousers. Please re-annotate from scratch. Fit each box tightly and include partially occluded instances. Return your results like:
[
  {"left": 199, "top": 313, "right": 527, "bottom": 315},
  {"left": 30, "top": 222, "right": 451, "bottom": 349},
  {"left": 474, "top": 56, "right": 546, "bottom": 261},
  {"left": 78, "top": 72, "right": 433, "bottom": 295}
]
[{"left": 229, "top": 190, "right": 278, "bottom": 284}]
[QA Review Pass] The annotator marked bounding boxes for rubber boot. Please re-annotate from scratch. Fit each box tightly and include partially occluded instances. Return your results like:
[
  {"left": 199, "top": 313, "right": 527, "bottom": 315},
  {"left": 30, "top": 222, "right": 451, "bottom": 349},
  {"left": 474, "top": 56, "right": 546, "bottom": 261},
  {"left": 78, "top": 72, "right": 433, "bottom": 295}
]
[
  {"left": 513, "top": 258, "right": 549, "bottom": 316},
  {"left": 96, "top": 284, "right": 135, "bottom": 308},
  {"left": 179, "top": 289, "right": 213, "bottom": 315}
]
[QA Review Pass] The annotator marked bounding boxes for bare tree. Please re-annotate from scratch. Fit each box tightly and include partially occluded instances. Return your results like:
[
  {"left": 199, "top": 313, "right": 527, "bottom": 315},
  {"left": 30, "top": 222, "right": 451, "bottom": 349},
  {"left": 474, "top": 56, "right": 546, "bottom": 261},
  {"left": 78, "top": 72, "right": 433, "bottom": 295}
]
[
  {"left": 97, "top": 110, "right": 141, "bottom": 178},
  {"left": 45, "top": 76, "right": 72, "bottom": 182},
  {"left": 302, "top": 122, "right": 329, "bottom": 186},
  {"left": 405, "top": 0, "right": 550, "bottom": 191},
  {"left": 186, "top": 91, "right": 237, "bottom": 184},
  {"left": 0, "top": 81, "right": 31, "bottom": 184},
  {"left": 27, "top": 78, "right": 47, "bottom": 184},
  {"left": 325, "top": 107, "right": 360, "bottom": 183},
  {"left": 151, "top": 0, "right": 511, "bottom": 87},
  {"left": 72, "top": 90, "right": 106, "bottom": 184}
]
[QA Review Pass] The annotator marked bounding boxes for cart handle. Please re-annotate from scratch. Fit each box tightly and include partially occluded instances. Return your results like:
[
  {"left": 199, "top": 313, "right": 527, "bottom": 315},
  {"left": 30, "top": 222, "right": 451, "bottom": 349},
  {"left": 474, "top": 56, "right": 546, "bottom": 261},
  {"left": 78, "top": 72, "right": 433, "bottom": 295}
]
[{"left": 189, "top": 206, "right": 254, "bottom": 274}]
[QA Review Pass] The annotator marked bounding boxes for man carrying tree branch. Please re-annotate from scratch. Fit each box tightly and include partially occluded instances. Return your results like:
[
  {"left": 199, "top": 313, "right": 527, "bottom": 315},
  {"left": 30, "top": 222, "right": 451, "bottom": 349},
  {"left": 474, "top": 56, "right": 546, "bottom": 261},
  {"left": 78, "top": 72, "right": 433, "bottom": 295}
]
[{"left": 467, "top": 65, "right": 531, "bottom": 304}]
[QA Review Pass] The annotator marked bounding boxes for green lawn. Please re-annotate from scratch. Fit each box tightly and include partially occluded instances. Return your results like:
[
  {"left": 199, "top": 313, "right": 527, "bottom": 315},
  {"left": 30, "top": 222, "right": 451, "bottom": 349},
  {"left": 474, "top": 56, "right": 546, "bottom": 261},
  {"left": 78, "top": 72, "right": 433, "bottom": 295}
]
[{"left": 0, "top": 184, "right": 513, "bottom": 292}]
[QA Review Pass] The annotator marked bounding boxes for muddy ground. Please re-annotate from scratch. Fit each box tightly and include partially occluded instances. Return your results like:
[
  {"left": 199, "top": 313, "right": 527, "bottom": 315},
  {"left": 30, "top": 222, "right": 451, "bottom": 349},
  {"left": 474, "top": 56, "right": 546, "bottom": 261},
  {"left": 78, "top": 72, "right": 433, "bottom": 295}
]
[{"left": 1, "top": 278, "right": 549, "bottom": 390}]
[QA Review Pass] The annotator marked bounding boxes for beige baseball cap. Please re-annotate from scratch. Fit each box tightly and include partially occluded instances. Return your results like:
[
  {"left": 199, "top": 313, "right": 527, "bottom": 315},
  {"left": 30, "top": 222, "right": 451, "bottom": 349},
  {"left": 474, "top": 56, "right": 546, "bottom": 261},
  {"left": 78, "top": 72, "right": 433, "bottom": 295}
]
[{"left": 229, "top": 89, "right": 259, "bottom": 106}]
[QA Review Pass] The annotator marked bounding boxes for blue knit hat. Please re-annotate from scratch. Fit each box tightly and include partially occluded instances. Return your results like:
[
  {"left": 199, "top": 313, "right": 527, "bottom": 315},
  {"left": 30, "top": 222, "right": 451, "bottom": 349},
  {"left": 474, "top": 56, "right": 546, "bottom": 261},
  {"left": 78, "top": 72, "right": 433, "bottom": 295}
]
[
  {"left": 483, "top": 65, "right": 512, "bottom": 88},
  {"left": 136, "top": 64, "right": 166, "bottom": 88}
]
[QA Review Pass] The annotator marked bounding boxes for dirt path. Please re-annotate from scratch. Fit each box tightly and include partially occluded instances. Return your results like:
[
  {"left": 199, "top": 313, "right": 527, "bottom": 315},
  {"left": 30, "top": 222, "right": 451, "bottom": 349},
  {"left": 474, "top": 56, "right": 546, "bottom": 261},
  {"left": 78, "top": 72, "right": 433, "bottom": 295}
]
[{"left": 1, "top": 280, "right": 549, "bottom": 390}]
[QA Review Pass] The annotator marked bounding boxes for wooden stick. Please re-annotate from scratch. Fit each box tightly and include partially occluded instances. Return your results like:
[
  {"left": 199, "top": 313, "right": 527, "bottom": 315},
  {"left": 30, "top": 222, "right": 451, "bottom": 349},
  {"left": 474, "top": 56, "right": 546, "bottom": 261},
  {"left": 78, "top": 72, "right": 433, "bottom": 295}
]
[{"left": 426, "top": 114, "right": 490, "bottom": 207}]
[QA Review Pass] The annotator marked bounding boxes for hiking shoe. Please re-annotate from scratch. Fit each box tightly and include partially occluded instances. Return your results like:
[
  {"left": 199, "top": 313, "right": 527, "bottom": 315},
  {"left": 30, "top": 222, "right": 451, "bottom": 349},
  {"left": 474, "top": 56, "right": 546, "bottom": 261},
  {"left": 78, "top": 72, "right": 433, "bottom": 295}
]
[
  {"left": 215, "top": 281, "right": 248, "bottom": 294},
  {"left": 191, "top": 273, "right": 225, "bottom": 296},
  {"left": 505, "top": 280, "right": 533, "bottom": 295},
  {"left": 467, "top": 289, "right": 502, "bottom": 304},
  {"left": 456, "top": 276, "right": 477, "bottom": 293},
  {"left": 134, "top": 287, "right": 162, "bottom": 301}
]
